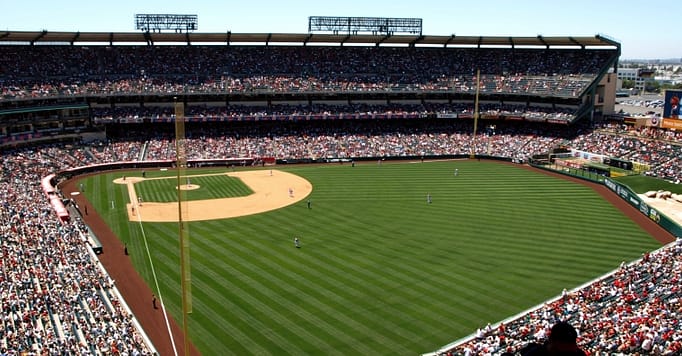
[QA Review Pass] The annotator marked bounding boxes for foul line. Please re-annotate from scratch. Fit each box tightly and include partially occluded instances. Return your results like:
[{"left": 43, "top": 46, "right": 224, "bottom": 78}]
[{"left": 133, "top": 194, "right": 179, "bottom": 356}]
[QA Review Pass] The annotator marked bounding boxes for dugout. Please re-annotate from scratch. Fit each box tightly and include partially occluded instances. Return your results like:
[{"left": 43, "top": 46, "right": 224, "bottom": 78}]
[
  {"left": 86, "top": 231, "right": 103, "bottom": 255},
  {"left": 582, "top": 162, "right": 611, "bottom": 177},
  {"left": 603, "top": 157, "right": 633, "bottom": 171}
]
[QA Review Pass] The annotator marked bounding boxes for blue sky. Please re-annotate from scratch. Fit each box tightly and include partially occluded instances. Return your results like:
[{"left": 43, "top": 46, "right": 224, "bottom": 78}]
[{"left": 0, "top": 0, "right": 672, "bottom": 60}]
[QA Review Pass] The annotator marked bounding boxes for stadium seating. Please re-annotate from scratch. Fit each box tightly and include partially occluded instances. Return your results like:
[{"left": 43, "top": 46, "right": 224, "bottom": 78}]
[
  {"left": 0, "top": 147, "right": 154, "bottom": 354},
  {"left": 0, "top": 46, "right": 613, "bottom": 100}
]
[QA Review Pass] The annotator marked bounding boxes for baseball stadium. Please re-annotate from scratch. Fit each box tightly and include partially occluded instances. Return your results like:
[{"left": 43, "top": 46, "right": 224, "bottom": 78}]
[{"left": 1, "top": 15, "right": 682, "bottom": 356}]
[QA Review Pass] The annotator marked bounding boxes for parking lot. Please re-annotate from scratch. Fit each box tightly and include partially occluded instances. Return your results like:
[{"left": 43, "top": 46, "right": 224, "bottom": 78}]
[{"left": 615, "top": 93, "right": 664, "bottom": 116}]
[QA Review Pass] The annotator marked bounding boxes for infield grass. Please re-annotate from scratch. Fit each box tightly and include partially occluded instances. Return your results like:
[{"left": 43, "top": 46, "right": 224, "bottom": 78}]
[
  {"left": 81, "top": 160, "right": 662, "bottom": 355},
  {"left": 136, "top": 173, "right": 253, "bottom": 202}
]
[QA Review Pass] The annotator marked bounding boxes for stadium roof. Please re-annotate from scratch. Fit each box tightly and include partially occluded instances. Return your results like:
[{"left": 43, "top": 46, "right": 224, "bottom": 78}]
[{"left": 0, "top": 30, "right": 619, "bottom": 49}]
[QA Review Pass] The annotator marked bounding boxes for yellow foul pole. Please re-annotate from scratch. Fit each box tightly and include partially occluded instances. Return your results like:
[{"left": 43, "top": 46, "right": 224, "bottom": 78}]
[
  {"left": 174, "top": 98, "right": 192, "bottom": 356},
  {"left": 471, "top": 69, "right": 480, "bottom": 159}
]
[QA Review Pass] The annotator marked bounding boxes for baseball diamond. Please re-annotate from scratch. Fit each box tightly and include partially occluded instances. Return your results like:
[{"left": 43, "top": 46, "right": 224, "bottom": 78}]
[{"left": 109, "top": 170, "right": 313, "bottom": 222}]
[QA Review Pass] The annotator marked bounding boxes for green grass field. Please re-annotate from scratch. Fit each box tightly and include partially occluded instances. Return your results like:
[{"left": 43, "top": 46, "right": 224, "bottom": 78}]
[
  {"left": 136, "top": 173, "right": 253, "bottom": 202},
  {"left": 614, "top": 174, "right": 682, "bottom": 194},
  {"left": 80, "top": 160, "right": 662, "bottom": 355}
]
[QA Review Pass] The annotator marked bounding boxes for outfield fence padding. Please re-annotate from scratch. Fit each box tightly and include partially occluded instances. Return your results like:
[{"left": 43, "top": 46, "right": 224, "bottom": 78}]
[{"left": 603, "top": 178, "right": 682, "bottom": 237}]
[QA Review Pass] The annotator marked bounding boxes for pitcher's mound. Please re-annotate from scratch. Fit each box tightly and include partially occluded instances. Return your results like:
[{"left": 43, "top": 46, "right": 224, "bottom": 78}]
[{"left": 177, "top": 184, "right": 200, "bottom": 191}]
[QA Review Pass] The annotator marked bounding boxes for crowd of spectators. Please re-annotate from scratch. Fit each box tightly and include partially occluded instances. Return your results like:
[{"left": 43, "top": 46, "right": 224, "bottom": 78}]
[
  {"left": 95, "top": 117, "right": 575, "bottom": 163},
  {"left": 0, "top": 147, "right": 154, "bottom": 354},
  {"left": 570, "top": 123, "right": 682, "bottom": 183},
  {"left": 0, "top": 45, "right": 614, "bottom": 100},
  {"left": 90, "top": 102, "right": 581, "bottom": 124},
  {"left": 90, "top": 114, "right": 682, "bottom": 183}
]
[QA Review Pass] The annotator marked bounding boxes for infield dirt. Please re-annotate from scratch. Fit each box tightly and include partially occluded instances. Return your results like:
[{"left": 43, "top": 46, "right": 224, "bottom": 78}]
[{"left": 114, "top": 170, "right": 313, "bottom": 222}]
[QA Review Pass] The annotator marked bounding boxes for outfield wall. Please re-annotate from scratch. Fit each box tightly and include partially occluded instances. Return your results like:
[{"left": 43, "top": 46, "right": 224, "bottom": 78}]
[
  {"left": 53, "top": 158, "right": 256, "bottom": 181},
  {"left": 276, "top": 154, "right": 513, "bottom": 165},
  {"left": 603, "top": 178, "right": 682, "bottom": 237}
]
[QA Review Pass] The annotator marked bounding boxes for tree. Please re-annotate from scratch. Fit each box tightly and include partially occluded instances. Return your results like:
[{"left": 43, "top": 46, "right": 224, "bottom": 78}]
[
  {"left": 621, "top": 79, "right": 635, "bottom": 89},
  {"left": 660, "top": 82, "right": 682, "bottom": 90},
  {"left": 644, "top": 80, "right": 660, "bottom": 93}
]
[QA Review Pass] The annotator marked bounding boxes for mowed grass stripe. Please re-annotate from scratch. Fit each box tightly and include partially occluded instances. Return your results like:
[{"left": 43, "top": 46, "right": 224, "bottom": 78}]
[
  {"left": 189, "top": 227, "right": 354, "bottom": 352},
  {"left": 186, "top": 295, "right": 273, "bottom": 356},
  {"left": 187, "top": 225, "right": 377, "bottom": 349},
  {"left": 190, "top": 265, "right": 313, "bottom": 355},
  {"left": 193, "top": 219, "right": 452, "bottom": 351},
  {"left": 232, "top": 236, "right": 433, "bottom": 350},
  {"left": 202, "top": 174, "right": 254, "bottom": 197},
  {"left": 308, "top": 227, "right": 497, "bottom": 321},
  {"left": 189, "top": 237, "right": 371, "bottom": 355},
  {"left": 284, "top": 265, "right": 441, "bottom": 350},
  {"left": 89, "top": 160, "right": 663, "bottom": 354},
  {"left": 270, "top": 226, "right": 495, "bottom": 338},
  {"left": 204, "top": 235, "right": 395, "bottom": 354}
]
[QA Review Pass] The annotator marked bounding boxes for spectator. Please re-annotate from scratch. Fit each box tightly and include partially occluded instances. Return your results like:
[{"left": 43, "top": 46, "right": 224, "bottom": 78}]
[{"left": 519, "top": 321, "right": 586, "bottom": 356}]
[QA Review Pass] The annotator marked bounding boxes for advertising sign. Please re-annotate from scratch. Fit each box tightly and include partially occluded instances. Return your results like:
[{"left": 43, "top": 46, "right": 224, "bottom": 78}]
[{"left": 663, "top": 90, "right": 682, "bottom": 119}]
